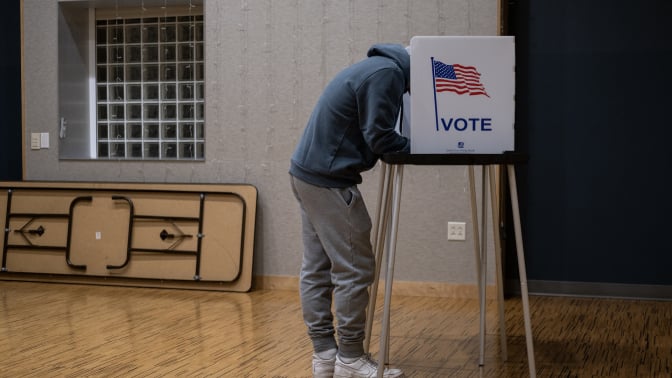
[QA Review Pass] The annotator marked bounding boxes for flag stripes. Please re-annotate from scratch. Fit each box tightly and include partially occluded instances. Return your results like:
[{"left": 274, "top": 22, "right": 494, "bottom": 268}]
[{"left": 433, "top": 60, "right": 489, "bottom": 97}]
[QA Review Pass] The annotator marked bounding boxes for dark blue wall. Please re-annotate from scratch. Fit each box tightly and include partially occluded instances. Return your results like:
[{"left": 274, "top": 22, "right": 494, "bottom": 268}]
[
  {"left": 0, "top": 0, "right": 22, "bottom": 181},
  {"left": 511, "top": 0, "right": 672, "bottom": 285}
]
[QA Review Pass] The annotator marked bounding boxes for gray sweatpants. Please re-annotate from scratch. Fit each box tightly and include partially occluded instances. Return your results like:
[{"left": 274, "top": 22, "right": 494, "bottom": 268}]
[{"left": 290, "top": 175, "right": 375, "bottom": 358}]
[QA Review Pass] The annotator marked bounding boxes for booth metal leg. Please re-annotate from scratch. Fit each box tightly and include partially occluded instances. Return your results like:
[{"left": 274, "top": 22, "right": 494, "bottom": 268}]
[
  {"left": 470, "top": 165, "right": 510, "bottom": 365},
  {"left": 468, "top": 166, "right": 488, "bottom": 366},
  {"left": 507, "top": 164, "right": 537, "bottom": 378},
  {"left": 377, "top": 164, "right": 404, "bottom": 378},
  {"left": 370, "top": 162, "right": 535, "bottom": 377},
  {"left": 365, "top": 163, "right": 393, "bottom": 353},
  {"left": 489, "top": 165, "right": 508, "bottom": 360},
  {"left": 479, "top": 167, "right": 489, "bottom": 366}
]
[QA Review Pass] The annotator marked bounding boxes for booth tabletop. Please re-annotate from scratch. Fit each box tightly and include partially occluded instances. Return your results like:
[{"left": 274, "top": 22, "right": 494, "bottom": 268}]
[{"left": 381, "top": 151, "right": 528, "bottom": 166}]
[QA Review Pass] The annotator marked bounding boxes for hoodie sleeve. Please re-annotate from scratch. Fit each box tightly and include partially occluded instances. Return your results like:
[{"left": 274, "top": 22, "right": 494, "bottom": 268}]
[{"left": 355, "top": 67, "right": 410, "bottom": 155}]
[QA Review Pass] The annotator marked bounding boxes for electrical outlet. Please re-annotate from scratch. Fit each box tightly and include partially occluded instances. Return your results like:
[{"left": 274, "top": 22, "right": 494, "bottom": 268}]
[
  {"left": 40, "top": 133, "right": 50, "bottom": 149},
  {"left": 447, "top": 221, "right": 466, "bottom": 241}
]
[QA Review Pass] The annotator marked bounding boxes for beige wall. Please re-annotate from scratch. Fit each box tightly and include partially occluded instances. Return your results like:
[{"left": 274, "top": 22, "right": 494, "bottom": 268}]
[{"left": 23, "top": 0, "right": 500, "bottom": 286}]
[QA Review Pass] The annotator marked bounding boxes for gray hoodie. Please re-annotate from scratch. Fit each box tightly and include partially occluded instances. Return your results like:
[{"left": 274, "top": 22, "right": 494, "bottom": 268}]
[{"left": 289, "top": 44, "right": 410, "bottom": 188}]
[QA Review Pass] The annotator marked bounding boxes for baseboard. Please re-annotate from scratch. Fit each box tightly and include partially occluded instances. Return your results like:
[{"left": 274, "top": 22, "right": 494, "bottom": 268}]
[
  {"left": 254, "top": 275, "right": 497, "bottom": 299},
  {"left": 506, "top": 279, "right": 672, "bottom": 301}
]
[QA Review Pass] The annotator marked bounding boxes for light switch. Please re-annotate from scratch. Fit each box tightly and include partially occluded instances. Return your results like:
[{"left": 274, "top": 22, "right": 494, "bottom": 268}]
[{"left": 31, "top": 133, "right": 41, "bottom": 150}]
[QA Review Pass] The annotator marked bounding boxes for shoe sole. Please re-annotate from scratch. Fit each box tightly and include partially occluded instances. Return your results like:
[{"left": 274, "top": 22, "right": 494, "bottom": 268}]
[{"left": 334, "top": 373, "right": 405, "bottom": 378}]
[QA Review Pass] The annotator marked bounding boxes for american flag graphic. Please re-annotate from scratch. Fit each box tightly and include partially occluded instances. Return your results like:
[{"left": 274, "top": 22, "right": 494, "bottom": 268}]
[{"left": 433, "top": 59, "right": 489, "bottom": 97}]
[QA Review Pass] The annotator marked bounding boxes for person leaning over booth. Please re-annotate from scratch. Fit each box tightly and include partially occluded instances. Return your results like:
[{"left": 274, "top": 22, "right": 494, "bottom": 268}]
[{"left": 289, "top": 43, "right": 410, "bottom": 378}]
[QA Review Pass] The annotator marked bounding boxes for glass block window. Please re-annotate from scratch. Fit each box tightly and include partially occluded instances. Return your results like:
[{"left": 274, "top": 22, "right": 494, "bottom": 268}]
[{"left": 96, "top": 15, "right": 204, "bottom": 159}]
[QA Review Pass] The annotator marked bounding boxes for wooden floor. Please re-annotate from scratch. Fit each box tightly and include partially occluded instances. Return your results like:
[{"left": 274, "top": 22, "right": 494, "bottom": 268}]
[{"left": 0, "top": 281, "right": 670, "bottom": 377}]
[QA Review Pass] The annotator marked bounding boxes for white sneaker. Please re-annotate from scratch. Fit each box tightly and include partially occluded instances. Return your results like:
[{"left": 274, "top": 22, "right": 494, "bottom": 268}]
[
  {"left": 312, "top": 354, "right": 336, "bottom": 378},
  {"left": 334, "top": 354, "right": 405, "bottom": 378}
]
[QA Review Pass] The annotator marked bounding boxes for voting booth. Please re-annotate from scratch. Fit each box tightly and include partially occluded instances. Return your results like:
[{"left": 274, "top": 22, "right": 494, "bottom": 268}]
[
  {"left": 409, "top": 36, "right": 515, "bottom": 154},
  {"left": 366, "top": 36, "right": 536, "bottom": 377}
]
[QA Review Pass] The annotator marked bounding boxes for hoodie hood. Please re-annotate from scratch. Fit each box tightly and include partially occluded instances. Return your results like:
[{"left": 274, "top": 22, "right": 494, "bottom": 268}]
[{"left": 367, "top": 43, "right": 410, "bottom": 91}]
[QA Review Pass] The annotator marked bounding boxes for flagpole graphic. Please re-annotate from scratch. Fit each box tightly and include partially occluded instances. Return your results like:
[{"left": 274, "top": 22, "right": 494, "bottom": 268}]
[{"left": 430, "top": 57, "right": 440, "bottom": 131}]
